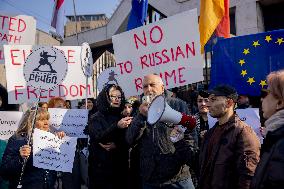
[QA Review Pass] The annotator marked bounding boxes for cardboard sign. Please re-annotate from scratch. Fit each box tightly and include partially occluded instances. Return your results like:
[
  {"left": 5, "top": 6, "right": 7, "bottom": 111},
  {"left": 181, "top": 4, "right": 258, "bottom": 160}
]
[
  {"left": 0, "top": 13, "right": 36, "bottom": 64},
  {"left": 0, "top": 111, "right": 23, "bottom": 140},
  {"left": 23, "top": 46, "right": 68, "bottom": 90},
  {"left": 4, "top": 45, "right": 94, "bottom": 104},
  {"left": 208, "top": 108, "right": 263, "bottom": 143},
  {"left": 33, "top": 128, "right": 77, "bottom": 173},
  {"left": 48, "top": 108, "right": 88, "bottom": 138},
  {"left": 112, "top": 9, "right": 203, "bottom": 97}
]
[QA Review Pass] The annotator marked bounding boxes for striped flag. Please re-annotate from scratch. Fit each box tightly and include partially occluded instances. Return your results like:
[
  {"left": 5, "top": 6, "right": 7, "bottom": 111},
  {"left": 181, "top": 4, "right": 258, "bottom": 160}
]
[{"left": 51, "top": 0, "right": 65, "bottom": 39}]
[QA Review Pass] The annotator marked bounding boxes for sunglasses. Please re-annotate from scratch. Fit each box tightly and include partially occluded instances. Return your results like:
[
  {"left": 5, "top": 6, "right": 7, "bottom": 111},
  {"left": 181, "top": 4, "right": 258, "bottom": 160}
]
[{"left": 260, "top": 89, "right": 270, "bottom": 98}]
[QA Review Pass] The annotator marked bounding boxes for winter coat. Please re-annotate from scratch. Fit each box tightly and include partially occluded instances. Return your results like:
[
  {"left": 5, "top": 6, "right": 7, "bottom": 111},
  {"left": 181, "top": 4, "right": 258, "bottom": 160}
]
[
  {"left": 199, "top": 114, "right": 260, "bottom": 189},
  {"left": 250, "top": 109, "right": 284, "bottom": 189},
  {"left": 0, "top": 134, "right": 56, "bottom": 189},
  {"left": 87, "top": 84, "right": 128, "bottom": 189},
  {"left": 126, "top": 95, "right": 198, "bottom": 187}
]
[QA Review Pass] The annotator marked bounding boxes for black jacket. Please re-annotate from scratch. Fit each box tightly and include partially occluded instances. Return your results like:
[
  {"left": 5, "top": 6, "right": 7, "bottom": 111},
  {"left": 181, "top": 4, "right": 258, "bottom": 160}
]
[
  {"left": 0, "top": 134, "right": 56, "bottom": 189},
  {"left": 87, "top": 84, "right": 128, "bottom": 189},
  {"left": 250, "top": 126, "right": 284, "bottom": 189},
  {"left": 126, "top": 95, "right": 198, "bottom": 186}
]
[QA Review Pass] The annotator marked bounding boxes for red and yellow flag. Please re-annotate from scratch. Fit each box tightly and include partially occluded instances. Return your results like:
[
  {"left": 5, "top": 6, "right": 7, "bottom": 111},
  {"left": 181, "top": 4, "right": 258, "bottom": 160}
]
[{"left": 199, "top": 0, "right": 230, "bottom": 53}]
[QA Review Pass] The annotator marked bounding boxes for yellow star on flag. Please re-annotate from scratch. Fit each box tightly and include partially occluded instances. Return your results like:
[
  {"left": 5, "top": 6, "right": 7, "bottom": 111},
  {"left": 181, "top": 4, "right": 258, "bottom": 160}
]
[
  {"left": 243, "top": 48, "right": 250, "bottom": 55},
  {"left": 239, "top": 59, "right": 245, "bottom": 66},
  {"left": 252, "top": 40, "right": 260, "bottom": 47},
  {"left": 275, "top": 38, "right": 284, "bottom": 45},
  {"left": 265, "top": 35, "right": 272, "bottom": 43},
  {"left": 247, "top": 77, "right": 255, "bottom": 85},
  {"left": 259, "top": 80, "right": 267, "bottom": 88},
  {"left": 241, "top": 70, "right": 247, "bottom": 77}
]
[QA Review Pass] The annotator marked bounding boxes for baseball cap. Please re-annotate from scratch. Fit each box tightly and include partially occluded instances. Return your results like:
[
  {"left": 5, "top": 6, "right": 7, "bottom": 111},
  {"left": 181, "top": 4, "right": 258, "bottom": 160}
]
[{"left": 208, "top": 85, "right": 238, "bottom": 102}]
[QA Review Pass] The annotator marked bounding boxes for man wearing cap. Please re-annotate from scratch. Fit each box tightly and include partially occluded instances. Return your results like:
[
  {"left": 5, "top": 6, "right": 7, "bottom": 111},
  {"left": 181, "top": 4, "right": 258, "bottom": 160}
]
[{"left": 199, "top": 85, "right": 260, "bottom": 189}]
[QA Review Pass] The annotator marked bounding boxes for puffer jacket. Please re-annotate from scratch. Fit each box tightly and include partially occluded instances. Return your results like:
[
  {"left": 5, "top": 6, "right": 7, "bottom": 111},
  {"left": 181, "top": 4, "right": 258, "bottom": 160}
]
[
  {"left": 87, "top": 84, "right": 128, "bottom": 189},
  {"left": 250, "top": 109, "right": 284, "bottom": 189},
  {"left": 126, "top": 95, "right": 198, "bottom": 187},
  {"left": 199, "top": 114, "right": 260, "bottom": 189},
  {"left": 0, "top": 133, "right": 57, "bottom": 189}
]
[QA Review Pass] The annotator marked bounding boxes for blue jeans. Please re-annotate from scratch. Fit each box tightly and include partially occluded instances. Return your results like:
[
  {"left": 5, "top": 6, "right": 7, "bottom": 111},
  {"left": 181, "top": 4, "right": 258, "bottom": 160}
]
[{"left": 143, "top": 178, "right": 195, "bottom": 189}]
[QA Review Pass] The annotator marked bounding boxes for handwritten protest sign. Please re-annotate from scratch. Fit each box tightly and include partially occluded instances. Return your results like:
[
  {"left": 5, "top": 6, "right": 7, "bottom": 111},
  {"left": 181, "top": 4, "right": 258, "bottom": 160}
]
[
  {"left": 48, "top": 108, "right": 88, "bottom": 138},
  {"left": 33, "top": 128, "right": 77, "bottom": 173},
  {"left": 112, "top": 9, "right": 203, "bottom": 97},
  {"left": 0, "top": 13, "right": 36, "bottom": 64},
  {"left": 0, "top": 111, "right": 23, "bottom": 140},
  {"left": 208, "top": 108, "right": 263, "bottom": 143},
  {"left": 4, "top": 45, "right": 94, "bottom": 104}
]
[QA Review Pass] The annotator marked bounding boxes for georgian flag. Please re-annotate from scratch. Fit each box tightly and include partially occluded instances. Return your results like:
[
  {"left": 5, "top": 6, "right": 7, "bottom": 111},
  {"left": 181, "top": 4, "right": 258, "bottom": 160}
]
[{"left": 51, "top": 0, "right": 65, "bottom": 39}]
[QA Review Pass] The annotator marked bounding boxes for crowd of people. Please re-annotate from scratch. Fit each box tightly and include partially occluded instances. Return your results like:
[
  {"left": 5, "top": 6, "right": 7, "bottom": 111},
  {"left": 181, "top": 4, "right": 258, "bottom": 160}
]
[{"left": 0, "top": 70, "right": 283, "bottom": 189}]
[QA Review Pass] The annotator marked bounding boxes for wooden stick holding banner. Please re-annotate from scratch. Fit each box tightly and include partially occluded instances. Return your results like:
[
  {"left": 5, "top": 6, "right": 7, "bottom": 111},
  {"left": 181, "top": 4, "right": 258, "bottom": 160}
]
[{"left": 17, "top": 46, "right": 68, "bottom": 188}]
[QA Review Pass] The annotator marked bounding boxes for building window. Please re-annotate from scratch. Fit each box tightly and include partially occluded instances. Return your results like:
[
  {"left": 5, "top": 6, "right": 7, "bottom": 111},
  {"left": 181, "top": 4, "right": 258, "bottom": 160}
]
[{"left": 261, "top": 2, "right": 284, "bottom": 31}]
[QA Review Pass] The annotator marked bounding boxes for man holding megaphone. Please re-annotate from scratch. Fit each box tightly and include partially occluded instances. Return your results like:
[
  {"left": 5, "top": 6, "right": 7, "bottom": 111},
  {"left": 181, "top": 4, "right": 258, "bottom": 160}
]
[{"left": 126, "top": 74, "right": 198, "bottom": 189}]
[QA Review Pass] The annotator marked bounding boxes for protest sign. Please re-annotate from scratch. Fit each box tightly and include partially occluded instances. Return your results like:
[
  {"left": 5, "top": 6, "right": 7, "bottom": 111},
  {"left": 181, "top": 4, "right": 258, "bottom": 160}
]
[
  {"left": 4, "top": 45, "right": 94, "bottom": 104},
  {"left": 208, "top": 108, "right": 263, "bottom": 143},
  {"left": 81, "top": 42, "right": 93, "bottom": 77},
  {"left": 23, "top": 46, "right": 68, "bottom": 90},
  {"left": 112, "top": 9, "right": 203, "bottom": 97},
  {"left": 0, "top": 111, "right": 23, "bottom": 140},
  {"left": 33, "top": 128, "right": 77, "bottom": 173},
  {"left": 48, "top": 108, "right": 88, "bottom": 138},
  {"left": 0, "top": 13, "right": 36, "bottom": 64},
  {"left": 97, "top": 67, "right": 119, "bottom": 92}
]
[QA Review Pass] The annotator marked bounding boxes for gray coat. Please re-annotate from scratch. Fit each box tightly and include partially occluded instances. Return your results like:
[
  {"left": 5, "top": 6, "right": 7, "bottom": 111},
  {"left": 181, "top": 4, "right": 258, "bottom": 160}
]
[{"left": 126, "top": 95, "right": 198, "bottom": 186}]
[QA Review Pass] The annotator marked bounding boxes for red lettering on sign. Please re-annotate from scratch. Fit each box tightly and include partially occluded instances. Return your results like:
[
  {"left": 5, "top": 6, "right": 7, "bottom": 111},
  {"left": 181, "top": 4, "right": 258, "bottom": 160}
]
[
  {"left": 10, "top": 49, "right": 21, "bottom": 65},
  {"left": 134, "top": 31, "right": 147, "bottom": 50},
  {"left": 67, "top": 50, "right": 75, "bottom": 64},
  {"left": 14, "top": 85, "right": 24, "bottom": 100},
  {"left": 134, "top": 77, "right": 143, "bottom": 92},
  {"left": 150, "top": 25, "right": 163, "bottom": 44}
]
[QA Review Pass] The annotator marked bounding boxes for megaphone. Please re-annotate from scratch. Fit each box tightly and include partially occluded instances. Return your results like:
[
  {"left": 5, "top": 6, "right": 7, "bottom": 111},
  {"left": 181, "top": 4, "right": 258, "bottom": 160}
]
[{"left": 147, "top": 95, "right": 196, "bottom": 130}]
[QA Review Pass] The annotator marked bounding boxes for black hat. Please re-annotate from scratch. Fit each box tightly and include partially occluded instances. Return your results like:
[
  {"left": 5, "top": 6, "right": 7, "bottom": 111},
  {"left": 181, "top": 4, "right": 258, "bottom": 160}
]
[
  {"left": 209, "top": 85, "right": 238, "bottom": 102},
  {"left": 198, "top": 90, "right": 209, "bottom": 98}
]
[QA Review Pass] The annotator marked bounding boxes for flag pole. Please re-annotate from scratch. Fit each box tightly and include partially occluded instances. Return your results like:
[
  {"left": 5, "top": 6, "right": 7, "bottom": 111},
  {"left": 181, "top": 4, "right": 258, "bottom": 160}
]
[{"left": 72, "top": 0, "right": 79, "bottom": 46}]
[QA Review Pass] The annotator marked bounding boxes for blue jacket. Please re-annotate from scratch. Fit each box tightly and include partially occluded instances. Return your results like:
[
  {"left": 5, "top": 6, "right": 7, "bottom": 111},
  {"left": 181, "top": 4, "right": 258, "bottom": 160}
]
[{"left": 0, "top": 133, "right": 57, "bottom": 189}]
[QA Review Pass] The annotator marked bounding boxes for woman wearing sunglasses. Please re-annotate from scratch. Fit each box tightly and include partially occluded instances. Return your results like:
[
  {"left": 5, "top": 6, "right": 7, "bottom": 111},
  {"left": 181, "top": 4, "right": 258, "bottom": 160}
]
[{"left": 250, "top": 70, "right": 284, "bottom": 189}]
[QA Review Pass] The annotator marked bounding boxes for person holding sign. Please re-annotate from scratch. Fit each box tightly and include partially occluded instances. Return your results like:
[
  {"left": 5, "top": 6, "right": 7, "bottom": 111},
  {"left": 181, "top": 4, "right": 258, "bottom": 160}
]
[
  {"left": 126, "top": 74, "right": 197, "bottom": 189},
  {"left": 0, "top": 108, "right": 65, "bottom": 189},
  {"left": 87, "top": 84, "right": 131, "bottom": 189},
  {"left": 251, "top": 70, "right": 284, "bottom": 189},
  {"left": 199, "top": 85, "right": 260, "bottom": 189}
]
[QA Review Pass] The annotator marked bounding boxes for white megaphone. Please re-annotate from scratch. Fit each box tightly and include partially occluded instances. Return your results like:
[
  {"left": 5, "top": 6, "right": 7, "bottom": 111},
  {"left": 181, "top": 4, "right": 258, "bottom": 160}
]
[{"left": 147, "top": 95, "right": 196, "bottom": 130}]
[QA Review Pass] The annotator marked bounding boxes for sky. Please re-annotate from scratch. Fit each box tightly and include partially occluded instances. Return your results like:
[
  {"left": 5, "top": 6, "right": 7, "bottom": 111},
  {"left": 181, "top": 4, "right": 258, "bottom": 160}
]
[{"left": 0, "top": 0, "right": 121, "bottom": 33}]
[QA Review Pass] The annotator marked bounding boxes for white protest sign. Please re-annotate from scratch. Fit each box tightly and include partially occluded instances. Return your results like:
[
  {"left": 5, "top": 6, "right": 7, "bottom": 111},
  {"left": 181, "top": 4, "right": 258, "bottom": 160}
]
[
  {"left": 23, "top": 46, "right": 68, "bottom": 90},
  {"left": 4, "top": 45, "right": 94, "bottom": 104},
  {"left": 97, "top": 67, "right": 119, "bottom": 92},
  {"left": 112, "top": 9, "right": 203, "bottom": 97},
  {"left": 81, "top": 42, "right": 93, "bottom": 77},
  {"left": 33, "top": 128, "right": 77, "bottom": 173},
  {"left": 208, "top": 108, "right": 263, "bottom": 143},
  {"left": 0, "top": 13, "right": 36, "bottom": 64},
  {"left": 0, "top": 111, "right": 23, "bottom": 140},
  {"left": 48, "top": 108, "right": 88, "bottom": 138}
]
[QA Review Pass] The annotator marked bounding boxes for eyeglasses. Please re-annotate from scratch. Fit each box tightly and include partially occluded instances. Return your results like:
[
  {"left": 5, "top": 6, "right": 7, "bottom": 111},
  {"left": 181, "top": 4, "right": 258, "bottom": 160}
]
[{"left": 110, "top": 95, "right": 122, "bottom": 100}]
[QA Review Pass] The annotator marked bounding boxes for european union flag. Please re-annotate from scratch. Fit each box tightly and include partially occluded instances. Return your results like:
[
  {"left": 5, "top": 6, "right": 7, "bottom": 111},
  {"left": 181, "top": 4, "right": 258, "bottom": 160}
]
[
  {"left": 210, "top": 29, "right": 284, "bottom": 96},
  {"left": 127, "top": 0, "right": 148, "bottom": 31}
]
